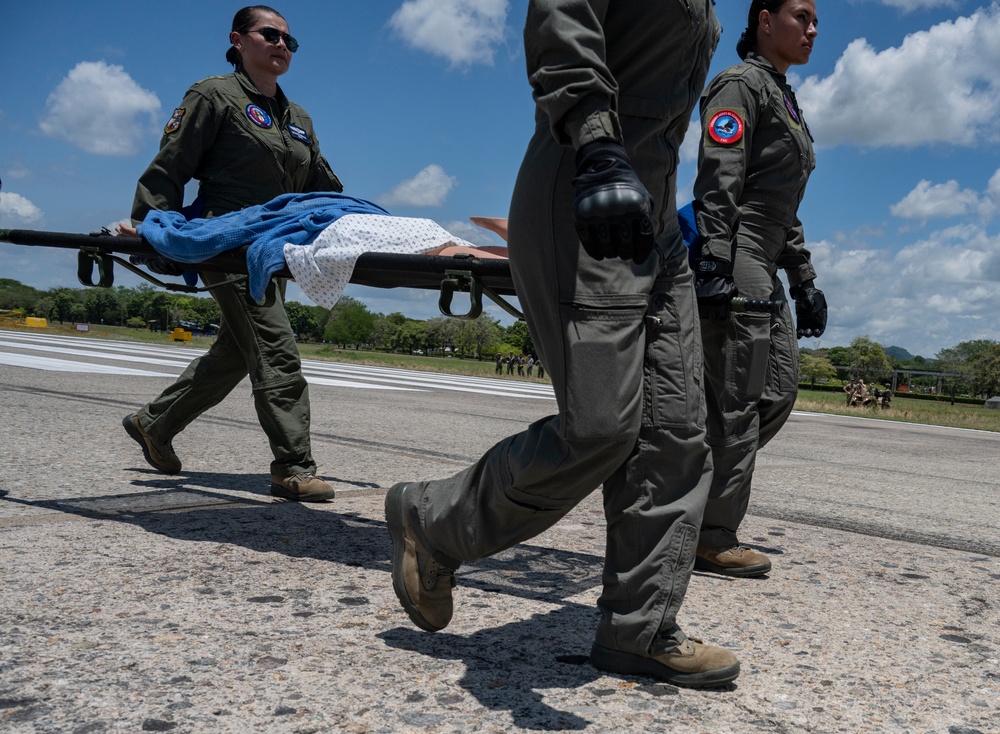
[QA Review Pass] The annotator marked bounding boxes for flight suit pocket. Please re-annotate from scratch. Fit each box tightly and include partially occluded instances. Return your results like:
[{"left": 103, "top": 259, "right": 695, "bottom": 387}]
[
  {"left": 730, "top": 313, "right": 771, "bottom": 403},
  {"left": 560, "top": 297, "right": 648, "bottom": 442},
  {"left": 770, "top": 308, "right": 798, "bottom": 394},
  {"left": 644, "top": 282, "right": 702, "bottom": 429}
]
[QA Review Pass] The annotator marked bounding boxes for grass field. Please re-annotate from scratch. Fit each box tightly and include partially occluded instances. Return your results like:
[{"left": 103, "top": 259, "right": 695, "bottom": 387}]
[
  {"left": 6, "top": 323, "right": 998, "bottom": 432},
  {"left": 795, "top": 389, "right": 1000, "bottom": 432}
]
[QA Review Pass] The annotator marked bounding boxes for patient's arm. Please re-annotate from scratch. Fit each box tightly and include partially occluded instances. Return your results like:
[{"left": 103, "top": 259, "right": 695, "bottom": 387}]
[{"left": 469, "top": 216, "right": 509, "bottom": 242}]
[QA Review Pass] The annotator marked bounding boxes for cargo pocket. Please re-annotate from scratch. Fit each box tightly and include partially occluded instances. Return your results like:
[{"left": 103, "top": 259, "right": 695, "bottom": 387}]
[
  {"left": 730, "top": 312, "right": 771, "bottom": 403},
  {"left": 644, "top": 282, "right": 701, "bottom": 429},
  {"left": 770, "top": 306, "right": 798, "bottom": 393},
  {"left": 561, "top": 297, "right": 648, "bottom": 442}
]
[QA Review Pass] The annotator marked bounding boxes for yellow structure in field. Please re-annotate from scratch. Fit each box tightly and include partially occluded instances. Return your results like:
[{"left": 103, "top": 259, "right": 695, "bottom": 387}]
[
  {"left": 0, "top": 311, "right": 47, "bottom": 329},
  {"left": 170, "top": 327, "right": 192, "bottom": 342}
]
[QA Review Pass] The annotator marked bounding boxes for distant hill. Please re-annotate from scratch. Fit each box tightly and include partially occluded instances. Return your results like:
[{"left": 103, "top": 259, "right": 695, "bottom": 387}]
[{"left": 884, "top": 345, "right": 915, "bottom": 362}]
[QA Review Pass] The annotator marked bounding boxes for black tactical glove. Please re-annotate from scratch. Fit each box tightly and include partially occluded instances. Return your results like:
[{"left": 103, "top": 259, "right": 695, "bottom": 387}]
[
  {"left": 694, "top": 258, "right": 738, "bottom": 320},
  {"left": 571, "top": 139, "right": 655, "bottom": 263},
  {"left": 789, "top": 279, "right": 827, "bottom": 338},
  {"left": 130, "top": 254, "right": 186, "bottom": 277}
]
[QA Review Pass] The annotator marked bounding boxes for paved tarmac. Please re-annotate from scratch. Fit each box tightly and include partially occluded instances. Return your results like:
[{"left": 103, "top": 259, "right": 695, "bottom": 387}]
[{"left": 1, "top": 330, "right": 998, "bottom": 733}]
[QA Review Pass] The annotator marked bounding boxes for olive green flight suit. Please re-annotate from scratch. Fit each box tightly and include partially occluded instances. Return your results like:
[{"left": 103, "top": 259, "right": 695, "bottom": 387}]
[
  {"left": 693, "top": 52, "right": 817, "bottom": 548},
  {"left": 132, "top": 67, "right": 343, "bottom": 478},
  {"left": 402, "top": 0, "right": 720, "bottom": 656}
]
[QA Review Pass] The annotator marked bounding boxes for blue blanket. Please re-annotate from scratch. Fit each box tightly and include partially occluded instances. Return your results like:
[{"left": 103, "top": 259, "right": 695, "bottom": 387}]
[{"left": 139, "top": 192, "right": 389, "bottom": 302}]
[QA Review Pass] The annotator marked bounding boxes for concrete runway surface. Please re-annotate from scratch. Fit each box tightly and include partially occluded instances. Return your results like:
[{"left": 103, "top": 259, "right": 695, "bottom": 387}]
[{"left": 1, "top": 329, "right": 997, "bottom": 733}]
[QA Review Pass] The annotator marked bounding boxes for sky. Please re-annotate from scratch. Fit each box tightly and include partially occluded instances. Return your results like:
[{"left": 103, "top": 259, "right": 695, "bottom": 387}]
[{"left": 2, "top": 0, "right": 999, "bottom": 358}]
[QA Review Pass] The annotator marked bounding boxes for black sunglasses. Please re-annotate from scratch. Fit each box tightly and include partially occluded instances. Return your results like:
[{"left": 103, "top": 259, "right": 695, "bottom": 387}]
[{"left": 247, "top": 27, "right": 299, "bottom": 53}]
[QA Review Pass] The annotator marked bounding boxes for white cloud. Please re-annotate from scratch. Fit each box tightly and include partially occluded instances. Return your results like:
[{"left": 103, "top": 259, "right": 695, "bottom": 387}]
[
  {"left": 891, "top": 169, "right": 1000, "bottom": 221},
  {"left": 3, "top": 162, "right": 31, "bottom": 181},
  {"left": 796, "top": 4, "right": 1000, "bottom": 147},
  {"left": 389, "top": 0, "right": 509, "bottom": 67},
  {"left": 379, "top": 164, "right": 457, "bottom": 207},
  {"left": 875, "top": 0, "right": 960, "bottom": 10},
  {"left": 0, "top": 192, "right": 43, "bottom": 224},
  {"left": 890, "top": 180, "right": 982, "bottom": 220},
  {"left": 809, "top": 225, "right": 1000, "bottom": 355},
  {"left": 39, "top": 61, "right": 161, "bottom": 156}
]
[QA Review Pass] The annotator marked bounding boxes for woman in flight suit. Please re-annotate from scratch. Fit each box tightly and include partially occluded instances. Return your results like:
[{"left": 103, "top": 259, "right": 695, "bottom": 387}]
[
  {"left": 692, "top": 0, "right": 828, "bottom": 576},
  {"left": 122, "top": 5, "right": 344, "bottom": 502}
]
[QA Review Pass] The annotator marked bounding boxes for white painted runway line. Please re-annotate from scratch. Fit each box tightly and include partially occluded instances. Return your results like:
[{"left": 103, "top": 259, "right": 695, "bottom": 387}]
[{"left": 0, "top": 329, "right": 556, "bottom": 400}]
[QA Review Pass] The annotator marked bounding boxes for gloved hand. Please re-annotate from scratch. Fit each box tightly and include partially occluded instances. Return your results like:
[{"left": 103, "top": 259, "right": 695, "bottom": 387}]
[
  {"left": 789, "top": 279, "right": 827, "bottom": 338},
  {"left": 130, "top": 254, "right": 186, "bottom": 277},
  {"left": 572, "top": 139, "right": 655, "bottom": 263},
  {"left": 694, "top": 258, "right": 738, "bottom": 320}
]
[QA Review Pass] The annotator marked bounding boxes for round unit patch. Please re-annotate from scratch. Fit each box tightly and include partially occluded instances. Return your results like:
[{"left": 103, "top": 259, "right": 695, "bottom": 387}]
[
  {"left": 708, "top": 110, "right": 744, "bottom": 145},
  {"left": 245, "top": 104, "right": 273, "bottom": 129}
]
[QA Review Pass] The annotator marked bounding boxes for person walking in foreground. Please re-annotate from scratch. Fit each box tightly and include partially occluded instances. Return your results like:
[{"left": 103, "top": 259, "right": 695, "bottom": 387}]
[
  {"left": 385, "top": 0, "right": 740, "bottom": 688},
  {"left": 691, "top": 0, "right": 827, "bottom": 577},
  {"left": 122, "top": 5, "right": 343, "bottom": 502}
]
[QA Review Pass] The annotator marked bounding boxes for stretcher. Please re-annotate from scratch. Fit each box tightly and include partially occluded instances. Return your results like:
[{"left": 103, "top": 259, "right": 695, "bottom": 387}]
[
  {"left": 1, "top": 215, "right": 779, "bottom": 319},
  {"left": 0, "top": 217, "right": 521, "bottom": 320}
]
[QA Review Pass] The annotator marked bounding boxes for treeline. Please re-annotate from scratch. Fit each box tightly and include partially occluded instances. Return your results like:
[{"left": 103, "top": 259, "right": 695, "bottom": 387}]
[
  {"left": 4, "top": 278, "right": 997, "bottom": 390},
  {"left": 0, "top": 278, "right": 536, "bottom": 360},
  {"left": 800, "top": 335, "right": 1000, "bottom": 399}
]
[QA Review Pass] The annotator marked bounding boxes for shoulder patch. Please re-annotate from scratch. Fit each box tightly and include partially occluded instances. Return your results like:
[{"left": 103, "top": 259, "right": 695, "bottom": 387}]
[
  {"left": 245, "top": 103, "right": 273, "bottom": 129},
  {"left": 164, "top": 107, "right": 186, "bottom": 134},
  {"left": 707, "top": 109, "right": 745, "bottom": 146}
]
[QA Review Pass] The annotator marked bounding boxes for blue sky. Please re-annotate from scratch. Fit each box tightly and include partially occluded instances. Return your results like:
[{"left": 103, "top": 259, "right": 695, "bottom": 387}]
[{"left": 2, "top": 0, "right": 999, "bottom": 358}]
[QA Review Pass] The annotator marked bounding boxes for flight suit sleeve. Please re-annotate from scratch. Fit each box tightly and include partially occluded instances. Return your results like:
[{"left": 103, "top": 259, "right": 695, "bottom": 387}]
[
  {"left": 523, "top": 0, "right": 621, "bottom": 150},
  {"left": 304, "top": 133, "right": 344, "bottom": 193},
  {"left": 692, "top": 75, "right": 757, "bottom": 265},
  {"left": 131, "top": 87, "right": 222, "bottom": 224},
  {"left": 777, "top": 216, "right": 818, "bottom": 287}
]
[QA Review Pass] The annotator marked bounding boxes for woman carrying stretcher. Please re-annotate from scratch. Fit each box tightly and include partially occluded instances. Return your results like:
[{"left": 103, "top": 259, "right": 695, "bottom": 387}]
[{"left": 121, "top": 5, "right": 343, "bottom": 502}]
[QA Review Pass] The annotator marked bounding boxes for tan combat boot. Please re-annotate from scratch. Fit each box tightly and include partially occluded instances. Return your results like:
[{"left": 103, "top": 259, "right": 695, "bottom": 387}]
[
  {"left": 122, "top": 413, "right": 181, "bottom": 474},
  {"left": 591, "top": 636, "right": 740, "bottom": 688},
  {"left": 270, "top": 472, "right": 336, "bottom": 502},
  {"left": 385, "top": 482, "right": 456, "bottom": 632},
  {"left": 695, "top": 544, "right": 772, "bottom": 577}
]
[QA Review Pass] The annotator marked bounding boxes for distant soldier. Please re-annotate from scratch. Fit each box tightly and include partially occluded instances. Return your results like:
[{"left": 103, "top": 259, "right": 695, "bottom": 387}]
[
  {"left": 495, "top": 353, "right": 504, "bottom": 375},
  {"left": 844, "top": 380, "right": 856, "bottom": 406},
  {"left": 856, "top": 380, "right": 870, "bottom": 407},
  {"left": 877, "top": 383, "right": 892, "bottom": 409}
]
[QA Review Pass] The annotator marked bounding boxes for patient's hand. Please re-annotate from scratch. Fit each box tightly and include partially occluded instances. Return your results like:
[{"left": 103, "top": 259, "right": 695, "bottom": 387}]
[
  {"left": 469, "top": 216, "right": 508, "bottom": 242},
  {"left": 116, "top": 224, "right": 139, "bottom": 237}
]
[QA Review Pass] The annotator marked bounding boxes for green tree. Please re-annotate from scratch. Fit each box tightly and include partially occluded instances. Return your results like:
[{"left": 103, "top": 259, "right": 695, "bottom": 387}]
[
  {"left": 0, "top": 279, "right": 44, "bottom": 312},
  {"left": 934, "top": 340, "right": 990, "bottom": 399},
  {"left": 825, "top": 345, "right": 851, "bottom": 368},
  {"left": 394, "top": 319, "right": 428, "bottom": 354},
  {"left": 32, "top": 296, "right": 54, "bottom": 320},
  {"left": 371, "top": 311, "right": 407, "bottom": 350},
  {"left": 968, "top": 343, "right": 1000, "bottom": 398},
  {"left": 324, "top": 298, "right": 376, "bottom": 348},
  {"left": 84, "top": 288, "right": 123, "bottom": 325},
  {"left": 189, "top": 295, "right": 221, "bottom": 330},
  {"left": 848, "top": 335, "right": 892, "bottom": 383},
  {"left": 503, "top": 320, "right": 534, "bottom": 356},
  {"left": 800, "top": 353, "right": 838, "bottom": 388},
  {"left": 456, "top": 316, "right": 501, "bottom": 360},
  {"left": 49, "top": 287, "right": 82, "bottom": 323},
  {"left": 285, "top": 299, "right": 323, "bottom": 341}
]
